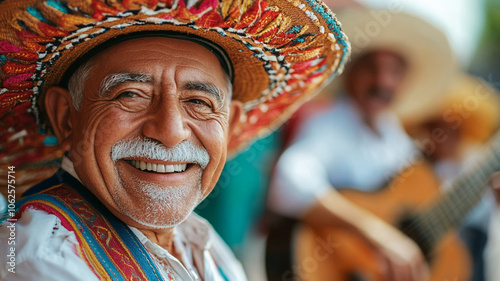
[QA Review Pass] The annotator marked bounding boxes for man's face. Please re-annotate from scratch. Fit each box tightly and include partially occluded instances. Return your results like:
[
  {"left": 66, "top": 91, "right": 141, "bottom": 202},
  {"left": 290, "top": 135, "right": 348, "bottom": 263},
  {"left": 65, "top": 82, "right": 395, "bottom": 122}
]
[
  {"left": 421, "top": 119, "right": 461, "bottom": 162},
  {"left": 55, "top": 37, "right": 240, "bottom": 229},
  {"left": 343, "top": 50, "right": 407, "bottom": 118}
]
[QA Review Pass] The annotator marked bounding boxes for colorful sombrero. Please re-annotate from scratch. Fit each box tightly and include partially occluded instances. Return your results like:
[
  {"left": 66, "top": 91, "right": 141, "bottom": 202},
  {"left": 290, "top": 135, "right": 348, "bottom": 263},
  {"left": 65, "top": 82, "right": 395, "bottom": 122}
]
[{"left": 0, "top": 0, "right": 350, "bottom": 184}]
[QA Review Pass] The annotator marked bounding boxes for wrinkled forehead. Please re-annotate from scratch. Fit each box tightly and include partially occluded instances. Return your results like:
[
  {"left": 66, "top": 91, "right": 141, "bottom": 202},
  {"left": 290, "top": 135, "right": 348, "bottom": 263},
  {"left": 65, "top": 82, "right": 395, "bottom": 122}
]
[{"left": 60, "top": 32, "right": 234, "bottom": 89}]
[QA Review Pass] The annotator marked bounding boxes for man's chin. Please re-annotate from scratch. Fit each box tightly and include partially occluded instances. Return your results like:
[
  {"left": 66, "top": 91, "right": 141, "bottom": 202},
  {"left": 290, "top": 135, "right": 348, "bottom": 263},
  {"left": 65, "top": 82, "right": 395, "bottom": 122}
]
[
  {"left": 112, "top": 184, "right": 202, "bottom": 229},
  {"left": 366, "top": 101, "right": 391, "bottom": 115},
  {"left": 126, "top": 211, "right": 193, "bottom": 229},
  {"left": 115, "top": 196, "right": 201, "bottom": 229}
]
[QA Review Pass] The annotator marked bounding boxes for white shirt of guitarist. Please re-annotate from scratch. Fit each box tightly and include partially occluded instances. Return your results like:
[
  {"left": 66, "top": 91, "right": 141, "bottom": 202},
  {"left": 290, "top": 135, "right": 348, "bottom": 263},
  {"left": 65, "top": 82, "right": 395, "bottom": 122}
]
[{"left": 268, "top": 97, "right": 415, "bottom": 218}]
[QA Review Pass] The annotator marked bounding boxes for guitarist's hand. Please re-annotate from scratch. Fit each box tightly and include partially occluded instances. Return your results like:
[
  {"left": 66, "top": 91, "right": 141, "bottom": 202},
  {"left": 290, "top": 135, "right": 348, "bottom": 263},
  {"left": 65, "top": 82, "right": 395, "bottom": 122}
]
[
  {"left": 307, "top": 190, "right": 430, "bottom": 281},
  {"left": 366, "top": 218, "right": 430, "bottom": 281}
]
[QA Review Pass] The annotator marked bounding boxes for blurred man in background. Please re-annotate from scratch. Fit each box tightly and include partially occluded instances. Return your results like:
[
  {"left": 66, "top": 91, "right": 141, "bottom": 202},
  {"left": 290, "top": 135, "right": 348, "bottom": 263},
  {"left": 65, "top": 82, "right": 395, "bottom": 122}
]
[
  {"left": 404, "top": 74, "right": 500, "bottom": 281},
  {"left": 267, "top": 8, "right": 471, "bottom": 281}
]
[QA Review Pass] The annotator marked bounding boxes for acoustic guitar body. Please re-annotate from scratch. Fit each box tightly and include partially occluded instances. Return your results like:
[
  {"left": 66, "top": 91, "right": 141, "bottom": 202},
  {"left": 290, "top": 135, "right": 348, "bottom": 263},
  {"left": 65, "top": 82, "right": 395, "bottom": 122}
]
[{"left": 294, "top": 162, "right": 471, "bottom": 281}]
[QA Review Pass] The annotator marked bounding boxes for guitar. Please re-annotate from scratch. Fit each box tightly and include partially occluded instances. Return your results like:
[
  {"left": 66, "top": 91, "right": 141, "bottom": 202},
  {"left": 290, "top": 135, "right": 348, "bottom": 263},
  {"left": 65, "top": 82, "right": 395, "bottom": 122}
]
[{"left": 292, "top": 132, "right": 500, "bottom": 281}]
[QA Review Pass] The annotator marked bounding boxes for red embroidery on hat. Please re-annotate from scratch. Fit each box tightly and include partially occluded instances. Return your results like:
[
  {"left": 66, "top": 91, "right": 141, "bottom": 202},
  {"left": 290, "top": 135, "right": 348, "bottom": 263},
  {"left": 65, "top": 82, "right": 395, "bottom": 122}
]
[
  {"left": 2, "top": 80, "right": 33, "bottom": 91},
  {"left": 197, "top": 10, "right": 224, "bottom": 27},
  {"left": 291, "top": 59, "right": 314, "bottom": 72},
  {"left": 0, "top": 41, "right": 25, "bottom": 53},
  {"left": 3, "top": 51, "right": 39, "bottom": 63},
  {"left": 37, "top": 22, "right": 69, "bottom": 37},
  {"left": 258, "top": 27, "right": 279, "bottom": 42},
  {"left": 91, "top": 1, "right": 121, "bottom": 21},
  {"left": 21, "top": 41, "right": 45, "bottom": 52},
  {"left": 246, "top": 9, "right": 281, "bottom": 36},
  {"left": 15, "top": 30, "right": 52, "bottom": 43},
  {"left": 196, "top": 10, "right": 222, "bottom": 28},
  {"left": 268, "top": 32, "right": 298, "bottom": 47},
  {"left": 233, "top": 0, "right": 266, "bottom": 29},
  {"left": 176, "top": 6, "right": 193, "bottom": 20},
  {"left": 222, "top": 6, "right": 242, "bottom": 27},
  {"left": 2, "top": 61, "right": 37, "bottom": 75},
  {"left": 4, "top": 73, "right": 34, "bottom": 85},
  {"left": 0, "top": 90, "right": 33, "bottom": 103}
]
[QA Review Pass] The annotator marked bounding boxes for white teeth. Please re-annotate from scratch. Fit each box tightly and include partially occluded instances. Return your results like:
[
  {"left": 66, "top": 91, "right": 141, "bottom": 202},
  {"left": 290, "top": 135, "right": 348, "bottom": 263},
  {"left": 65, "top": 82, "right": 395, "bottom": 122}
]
[
  {"left": 165, "top": 165, "right": 174, "bottom": 173},
  {"left": 127, "top": 160, "right": 188, "bottom": 173},
  {"left": 157, "top": 164, "right": 165, "bottom": 173},
  {"left": 174, "top": 164, "right": 187, "bottom": 172}
]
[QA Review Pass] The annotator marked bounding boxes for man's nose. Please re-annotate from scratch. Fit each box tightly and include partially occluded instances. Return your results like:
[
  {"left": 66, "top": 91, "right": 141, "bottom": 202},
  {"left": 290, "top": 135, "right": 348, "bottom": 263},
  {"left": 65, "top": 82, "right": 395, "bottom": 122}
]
[
  {"left": 142, "top": 98, "right": 191, "bottom": 147},
  {"left": 374, "top": 68, "right": 405, "bottom": 89}
]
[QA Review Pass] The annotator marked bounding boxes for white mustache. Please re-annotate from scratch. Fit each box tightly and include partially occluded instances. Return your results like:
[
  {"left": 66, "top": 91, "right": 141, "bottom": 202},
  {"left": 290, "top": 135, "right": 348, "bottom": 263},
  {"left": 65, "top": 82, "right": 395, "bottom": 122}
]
[{"left": 111, "top": 137, "right": 210, "bottom": 169}]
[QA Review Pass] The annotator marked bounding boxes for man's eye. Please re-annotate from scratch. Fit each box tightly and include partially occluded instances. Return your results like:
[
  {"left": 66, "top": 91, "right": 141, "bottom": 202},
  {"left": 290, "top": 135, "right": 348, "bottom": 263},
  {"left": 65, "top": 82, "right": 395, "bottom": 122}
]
[
  {"left": 115, "top": 91, "right": 138, "bottom": 99},
  {"left": 189, "top": 99, "right": 211, "bottom": 108}
]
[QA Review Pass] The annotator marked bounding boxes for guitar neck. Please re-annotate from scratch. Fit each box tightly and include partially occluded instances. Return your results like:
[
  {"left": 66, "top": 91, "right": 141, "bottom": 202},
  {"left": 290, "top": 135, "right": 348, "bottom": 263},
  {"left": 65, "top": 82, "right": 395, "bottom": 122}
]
[{"left": 402, "top": 132, "right": 500, "bottom": 257}]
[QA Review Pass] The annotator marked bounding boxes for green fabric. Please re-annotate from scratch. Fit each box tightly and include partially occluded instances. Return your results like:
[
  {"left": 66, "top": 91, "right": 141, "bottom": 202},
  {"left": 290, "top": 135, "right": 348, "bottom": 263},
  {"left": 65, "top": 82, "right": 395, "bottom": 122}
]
[{"left": 195, "top": 131, "right": 281, "bottom": 255}]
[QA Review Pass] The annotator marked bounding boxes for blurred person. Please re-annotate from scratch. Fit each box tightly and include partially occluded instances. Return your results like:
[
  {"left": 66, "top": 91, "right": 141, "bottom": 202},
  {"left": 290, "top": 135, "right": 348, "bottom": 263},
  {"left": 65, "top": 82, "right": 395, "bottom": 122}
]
[
  {"left": 0, "top": 0, "right": 350, "bottom": 280},
  {"left": 404, "top": 74, "right": 500, "bottom": 281},
  {"left": 266, "top": 8, "right": 470, "bottom": 281}
]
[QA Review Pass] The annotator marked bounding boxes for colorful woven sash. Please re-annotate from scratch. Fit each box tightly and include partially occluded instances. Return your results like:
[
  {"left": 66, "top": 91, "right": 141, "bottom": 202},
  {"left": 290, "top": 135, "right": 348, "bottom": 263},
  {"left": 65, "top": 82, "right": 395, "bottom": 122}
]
[{"left": 13, "top": 171, "right": 163, "bottom": 281}]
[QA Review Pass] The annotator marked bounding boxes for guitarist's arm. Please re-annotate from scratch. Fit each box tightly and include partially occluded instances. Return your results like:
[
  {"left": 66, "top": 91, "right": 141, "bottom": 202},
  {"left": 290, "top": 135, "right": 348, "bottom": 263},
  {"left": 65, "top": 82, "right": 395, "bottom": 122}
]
[{"left": 303, "top": 189, "right": 429, "bottom": 281}]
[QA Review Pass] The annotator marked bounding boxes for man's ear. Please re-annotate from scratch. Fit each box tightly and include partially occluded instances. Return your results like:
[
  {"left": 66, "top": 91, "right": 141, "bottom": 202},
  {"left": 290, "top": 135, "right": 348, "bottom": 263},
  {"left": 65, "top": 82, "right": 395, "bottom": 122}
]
[
  {"left": 228, "top": 100, "right": 244, "bottom": 137},
  {"left": 44, "top": 87, "right": 75, "bottom": 152}
]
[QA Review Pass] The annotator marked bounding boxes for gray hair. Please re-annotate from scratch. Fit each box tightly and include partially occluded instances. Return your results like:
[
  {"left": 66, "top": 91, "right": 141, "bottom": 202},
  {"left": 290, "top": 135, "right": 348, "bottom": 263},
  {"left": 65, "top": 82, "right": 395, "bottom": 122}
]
[
  {"left": 67, "top": 57, "right": 96, "bottom": 111},
  {"left": 67, "top": 58, "right": 233, "bottom": 110}
]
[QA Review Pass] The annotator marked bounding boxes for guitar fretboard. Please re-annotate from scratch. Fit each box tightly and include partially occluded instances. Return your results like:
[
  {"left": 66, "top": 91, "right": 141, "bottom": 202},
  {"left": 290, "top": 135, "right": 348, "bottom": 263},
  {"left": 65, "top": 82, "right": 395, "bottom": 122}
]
[{"left": 402, "top": 131, "right": 500, "bottom": 257}]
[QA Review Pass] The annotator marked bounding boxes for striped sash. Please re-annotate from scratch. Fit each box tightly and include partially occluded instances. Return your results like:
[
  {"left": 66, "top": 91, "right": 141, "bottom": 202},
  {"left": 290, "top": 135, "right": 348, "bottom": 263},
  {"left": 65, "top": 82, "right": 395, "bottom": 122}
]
[{"left": 13, "top": 172, "right": 163, "bottom": 280}]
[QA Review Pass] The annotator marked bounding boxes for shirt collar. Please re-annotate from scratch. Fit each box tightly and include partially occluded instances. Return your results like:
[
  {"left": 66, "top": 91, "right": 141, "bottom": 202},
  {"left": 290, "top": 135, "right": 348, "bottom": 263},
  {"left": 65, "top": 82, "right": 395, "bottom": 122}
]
[{"left": 61, "top": 156, "right": 82, "bottom": 183}]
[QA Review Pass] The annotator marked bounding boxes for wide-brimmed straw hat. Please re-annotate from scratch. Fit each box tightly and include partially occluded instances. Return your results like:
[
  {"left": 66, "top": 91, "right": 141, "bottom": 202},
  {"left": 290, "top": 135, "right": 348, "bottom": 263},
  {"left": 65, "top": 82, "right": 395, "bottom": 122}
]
[
  {"left": 329, "top": 8, "right": 455, "bottom": 119},
  {"left": 0, "top": 0, "right": 350, "bottom": 176},
  {"left": 404, "top": 74, "right": 500, "bottom": 145}
]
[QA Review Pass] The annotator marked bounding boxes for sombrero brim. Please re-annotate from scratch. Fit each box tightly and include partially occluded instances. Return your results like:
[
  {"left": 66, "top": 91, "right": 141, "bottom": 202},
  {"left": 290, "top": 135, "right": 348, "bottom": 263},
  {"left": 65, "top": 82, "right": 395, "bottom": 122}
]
[
  {"left": 0, "top": 0, "right": 350, "bottom": 163},
  {"left": 332, "top": 9, "right": 455, "bottom": 119},
  {"left": 404, "top": 74, "right": 500, "bottom": 144}
]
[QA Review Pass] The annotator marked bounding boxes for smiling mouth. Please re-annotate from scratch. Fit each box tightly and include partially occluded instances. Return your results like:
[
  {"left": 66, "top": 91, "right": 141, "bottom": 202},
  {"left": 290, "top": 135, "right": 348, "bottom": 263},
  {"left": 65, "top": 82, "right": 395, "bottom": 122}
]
[{"left": 125, "top": 159, "right": 191, "bottom": 173}]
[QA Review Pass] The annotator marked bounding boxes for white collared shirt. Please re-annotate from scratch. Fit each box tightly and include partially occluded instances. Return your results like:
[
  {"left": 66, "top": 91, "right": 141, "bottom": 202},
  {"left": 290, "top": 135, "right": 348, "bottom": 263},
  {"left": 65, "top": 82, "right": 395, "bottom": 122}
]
[
  {"left": 0, "top": 158, "right": 246, "bottom": 281},
  {"left": 268, "top": 98, "right": 415, "bottom": 218}
]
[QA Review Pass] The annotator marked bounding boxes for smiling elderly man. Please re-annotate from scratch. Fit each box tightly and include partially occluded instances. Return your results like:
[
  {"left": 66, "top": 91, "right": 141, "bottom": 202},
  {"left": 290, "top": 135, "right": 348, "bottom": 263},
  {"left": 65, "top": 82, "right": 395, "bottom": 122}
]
[{"left": 0, "top": 0, "right": 349, "bottom": 280}]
